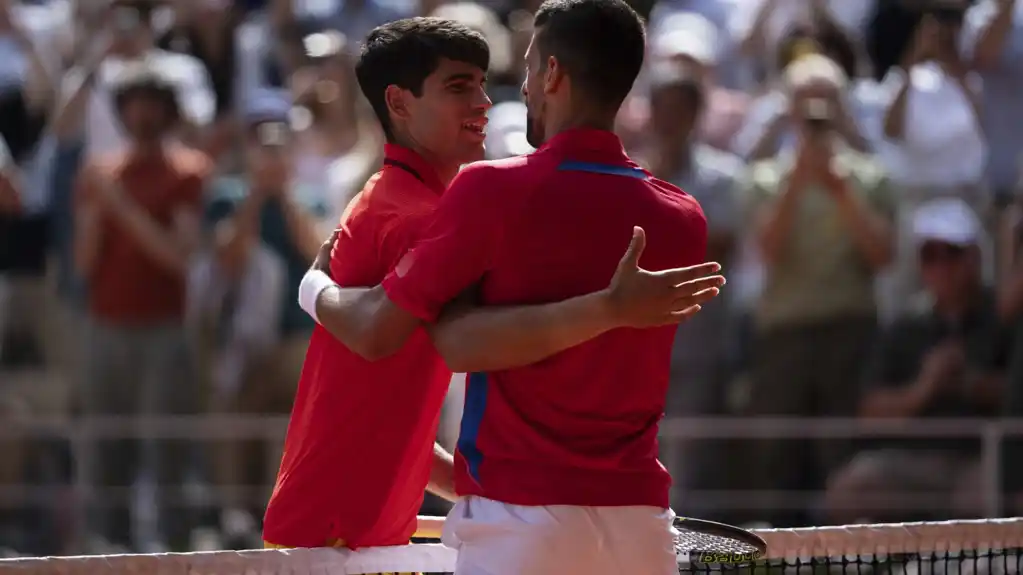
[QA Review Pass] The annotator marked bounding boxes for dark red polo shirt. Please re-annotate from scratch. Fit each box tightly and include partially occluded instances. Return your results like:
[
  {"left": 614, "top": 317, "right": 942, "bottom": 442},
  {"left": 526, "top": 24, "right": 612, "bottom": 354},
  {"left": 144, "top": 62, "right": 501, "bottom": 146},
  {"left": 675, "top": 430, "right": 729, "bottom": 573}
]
[
  {"left": 263, "top": 145, "right": 453, "bottom": 548},
  {"left": 382, "top": 129, "right": 707, "bottom": 508}
]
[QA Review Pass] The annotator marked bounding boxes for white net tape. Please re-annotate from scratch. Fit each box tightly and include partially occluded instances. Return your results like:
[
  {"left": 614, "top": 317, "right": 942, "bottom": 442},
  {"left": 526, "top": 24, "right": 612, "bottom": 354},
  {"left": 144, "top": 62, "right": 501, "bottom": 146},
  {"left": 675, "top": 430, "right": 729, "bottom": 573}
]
[{"left": 0, "top": 518, "right": 1021, "bottom": 574}]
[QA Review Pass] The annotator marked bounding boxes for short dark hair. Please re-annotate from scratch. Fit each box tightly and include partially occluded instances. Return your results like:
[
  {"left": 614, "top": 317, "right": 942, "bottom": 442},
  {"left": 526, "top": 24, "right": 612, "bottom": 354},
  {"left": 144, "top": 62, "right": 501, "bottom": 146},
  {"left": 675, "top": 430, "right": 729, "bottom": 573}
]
[
  {"left": 533, "top": 0, "right": 646, "bottom": 110},
  {"left": 355, "top": 17, "right": 489, "bottom": 141}
]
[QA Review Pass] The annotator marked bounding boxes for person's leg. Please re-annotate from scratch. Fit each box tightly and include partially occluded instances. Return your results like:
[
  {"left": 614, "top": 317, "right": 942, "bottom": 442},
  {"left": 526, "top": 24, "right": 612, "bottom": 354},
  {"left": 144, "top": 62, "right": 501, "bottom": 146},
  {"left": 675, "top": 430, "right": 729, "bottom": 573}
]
[
  {"left": 446, "top": 497, "right": 675, "bottom": 575},
  {"left": 813, "top": 317, "right": 876, "bottom": 480},
  {"left": 81, "top": 320, "right": 138, "bottom": 547},
  {"left": 747, "top": 324, "right": 815, "bottom": 526},
  {"left": 141, "top": 324, "right": 199, "bottom": 548},
  {"left": 822, "top": 450, "right": 965, "bottom": 524}
]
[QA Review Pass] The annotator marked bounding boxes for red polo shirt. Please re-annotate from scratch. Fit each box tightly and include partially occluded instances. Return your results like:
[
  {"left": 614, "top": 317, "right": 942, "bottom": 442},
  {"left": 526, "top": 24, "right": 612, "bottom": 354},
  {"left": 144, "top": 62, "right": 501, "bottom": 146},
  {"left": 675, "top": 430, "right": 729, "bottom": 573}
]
[
  {"left": 263, "top": 145, "right": 453, "bottom": 548},
  {"left": 382, "top": 129, "right": 707, "bottom": 509}
]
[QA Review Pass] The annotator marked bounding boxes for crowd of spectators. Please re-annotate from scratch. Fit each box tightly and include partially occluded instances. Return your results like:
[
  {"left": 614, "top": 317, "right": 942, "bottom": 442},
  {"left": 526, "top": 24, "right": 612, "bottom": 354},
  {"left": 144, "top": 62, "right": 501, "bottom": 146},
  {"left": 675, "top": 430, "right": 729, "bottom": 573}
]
[{"left": 1, "top": 0, "right": 1023, "bottom": 558}]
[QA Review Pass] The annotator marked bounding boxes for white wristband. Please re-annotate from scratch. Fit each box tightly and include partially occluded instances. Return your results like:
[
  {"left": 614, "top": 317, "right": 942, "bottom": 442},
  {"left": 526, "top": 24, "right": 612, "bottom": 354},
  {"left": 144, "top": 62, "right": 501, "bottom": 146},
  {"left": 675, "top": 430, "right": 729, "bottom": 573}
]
[{"left": 298, "top": 269, "right": 335, "bottom": 325}]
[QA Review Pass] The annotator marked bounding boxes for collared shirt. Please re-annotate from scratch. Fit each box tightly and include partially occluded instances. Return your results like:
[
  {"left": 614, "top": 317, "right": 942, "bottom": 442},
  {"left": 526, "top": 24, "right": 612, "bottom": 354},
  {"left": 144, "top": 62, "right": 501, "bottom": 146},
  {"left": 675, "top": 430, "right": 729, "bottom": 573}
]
[
  {"left": 382, "top": 128, "right": 707, "bottom": 509},
  {"left": 862, "top": 288, "right": 1010, "bottom": 452},
  {"left": 263, "top": 144, "right": 452, "bottom": 549}
]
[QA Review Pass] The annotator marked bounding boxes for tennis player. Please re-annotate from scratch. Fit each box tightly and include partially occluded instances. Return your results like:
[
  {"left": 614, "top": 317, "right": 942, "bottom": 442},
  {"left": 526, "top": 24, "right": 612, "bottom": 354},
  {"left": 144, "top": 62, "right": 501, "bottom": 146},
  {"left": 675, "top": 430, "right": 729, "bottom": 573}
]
[
  {"left": 265, "top": 16, "right": 723, "bottom": 560},
  {"left": 302, "top": 1, "right": 706, "bottom": 573}
]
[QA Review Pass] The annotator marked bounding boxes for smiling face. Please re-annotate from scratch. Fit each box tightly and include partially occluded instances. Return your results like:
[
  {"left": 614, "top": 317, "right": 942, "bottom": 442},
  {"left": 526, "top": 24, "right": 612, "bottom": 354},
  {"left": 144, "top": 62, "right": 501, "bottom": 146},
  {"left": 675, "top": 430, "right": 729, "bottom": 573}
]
[{"left": 390, "top": 57, "right": 492, "bottom": 166}]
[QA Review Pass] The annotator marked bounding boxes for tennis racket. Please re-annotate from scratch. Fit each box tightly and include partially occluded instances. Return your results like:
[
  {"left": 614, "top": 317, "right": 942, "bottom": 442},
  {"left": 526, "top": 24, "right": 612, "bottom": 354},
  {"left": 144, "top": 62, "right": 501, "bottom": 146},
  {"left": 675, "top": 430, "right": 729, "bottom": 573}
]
[
  {"left": 673, "top": 516, "right": 768, "bottom": 567},
  {"left": 412, "top": 515, "right": 767, "bottom": 568}
]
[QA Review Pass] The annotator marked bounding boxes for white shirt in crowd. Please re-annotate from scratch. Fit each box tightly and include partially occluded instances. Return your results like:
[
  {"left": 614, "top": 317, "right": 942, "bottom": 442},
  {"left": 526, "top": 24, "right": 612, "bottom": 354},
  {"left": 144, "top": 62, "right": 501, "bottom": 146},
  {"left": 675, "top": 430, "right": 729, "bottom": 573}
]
[
  {"left": 878, "top": 63, "right": 986, "bottom": 188},
  {"left": 61, "top": 49, "right": 215, "bottom": 157}
]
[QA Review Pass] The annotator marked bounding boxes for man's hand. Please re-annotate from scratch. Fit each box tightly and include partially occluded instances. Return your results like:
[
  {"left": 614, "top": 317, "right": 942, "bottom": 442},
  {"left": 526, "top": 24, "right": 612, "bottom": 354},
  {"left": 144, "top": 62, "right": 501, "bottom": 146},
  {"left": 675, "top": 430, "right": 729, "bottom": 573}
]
[
  {"left": 311, "top": 228, "right": 341, "bottom": 276},
  {"left": 916, "top": 341, "right": 967, "bottom": 398},
  {"left": 603, "top": 226, "right": 725, "bottom": 329}
]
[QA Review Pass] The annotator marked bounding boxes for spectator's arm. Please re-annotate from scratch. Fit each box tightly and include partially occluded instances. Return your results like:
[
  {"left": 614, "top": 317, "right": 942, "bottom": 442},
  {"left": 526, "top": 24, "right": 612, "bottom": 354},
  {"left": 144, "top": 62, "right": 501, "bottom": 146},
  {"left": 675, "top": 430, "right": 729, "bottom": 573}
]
[
  {"left": 16, "top": 33, "right": 56, "bottom": 114},
  {"left": 51, "top": 66, "right": 97, "bottom": 142},
  {"left": 101, "top": 173, "right": 204, "bottom": 275},
  {"left": 0, "top": 137, "right": 21, "bottom": 213},
  {"left": 279, "top": 193, "right": 330, "bottom": 263},
  {"left": 968, "top": 372, "right": 1006, "bottom": 411},
  {"left": 859, "top": 383, "right": 931, "bottom": 418},
  {"left": 213, "top": 188, "right": 265, "bottom": 274},
  {"left": 738, "top": 0, "right": 779, "bottom": 57},
  {"left": 832, "top": 175, "right": 895, "bottom": 271},
  {"left": 72, "top": 164, "right": 104, "bottom": 278},
  {"left": 968, "top": 0, "right": 1015, "bottom": 71},
  {"left": 753, "top": 173, "right": 802, "bottom": 266},
  {"left": 882, "top": 71, "right": 911, "bottom": 141}
]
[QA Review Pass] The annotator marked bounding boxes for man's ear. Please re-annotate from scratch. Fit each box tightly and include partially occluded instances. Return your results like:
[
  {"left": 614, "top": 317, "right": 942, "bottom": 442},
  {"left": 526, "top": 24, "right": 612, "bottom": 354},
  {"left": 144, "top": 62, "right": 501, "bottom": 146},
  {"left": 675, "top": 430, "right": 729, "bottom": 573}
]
[{"left": 385, "top": 84, "right": 412, "bottom": 123}]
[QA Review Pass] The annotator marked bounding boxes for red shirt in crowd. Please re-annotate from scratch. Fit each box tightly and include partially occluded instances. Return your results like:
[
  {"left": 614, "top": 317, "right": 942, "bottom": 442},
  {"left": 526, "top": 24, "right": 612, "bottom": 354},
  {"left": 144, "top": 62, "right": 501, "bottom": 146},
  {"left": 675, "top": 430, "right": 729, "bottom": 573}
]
[{"left": 77, "top": 147, "right": 209, "bottom": 324}]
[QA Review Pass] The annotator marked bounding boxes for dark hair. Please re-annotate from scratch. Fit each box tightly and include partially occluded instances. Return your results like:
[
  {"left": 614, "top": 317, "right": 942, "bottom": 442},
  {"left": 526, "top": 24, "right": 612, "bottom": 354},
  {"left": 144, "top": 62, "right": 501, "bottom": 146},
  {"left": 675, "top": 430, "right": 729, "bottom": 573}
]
[
  {"left": 355, "top": 17, "right": 489, "bottom": 141},
  {"left": 112, "top": 63, "right": 180, "bottom": 126},
  {"left": 816, "top": 21, "right": 860, "bottom": 79},
  {"left": 533, "top": 0, "right": 646, "bottom": 110}
]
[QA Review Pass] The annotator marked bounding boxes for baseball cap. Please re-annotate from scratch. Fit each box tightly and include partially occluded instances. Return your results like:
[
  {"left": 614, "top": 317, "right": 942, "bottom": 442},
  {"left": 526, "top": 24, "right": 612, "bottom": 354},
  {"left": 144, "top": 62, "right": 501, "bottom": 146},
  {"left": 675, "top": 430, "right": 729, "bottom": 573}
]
[
  {"left": 242, "top": 89, "right": 292, "bottom": 146},
  {"left": 649, "top": 12, "right": 719, "bottom": 66},
  {"left": 912, "top": 198, "right": 981, "bottom": 247},
  {"left": 243, "top": 88, "right": 291, "bottom": 125}
]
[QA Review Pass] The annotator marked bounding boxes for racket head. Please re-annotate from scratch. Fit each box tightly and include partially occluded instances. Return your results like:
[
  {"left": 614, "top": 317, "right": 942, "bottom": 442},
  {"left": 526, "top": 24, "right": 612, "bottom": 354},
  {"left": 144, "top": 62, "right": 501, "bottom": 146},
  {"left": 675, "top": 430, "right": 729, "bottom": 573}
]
[{"left": 673, "top": 516, "right": 768, "bottom": 566}]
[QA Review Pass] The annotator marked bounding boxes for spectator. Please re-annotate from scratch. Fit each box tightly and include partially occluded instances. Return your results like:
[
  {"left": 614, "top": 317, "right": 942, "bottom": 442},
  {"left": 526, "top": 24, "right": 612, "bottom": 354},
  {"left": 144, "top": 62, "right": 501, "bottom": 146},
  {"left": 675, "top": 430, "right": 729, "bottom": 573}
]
[
  {"left": 734, "top": 25, "right": 873, "bottom": 161},
  {"left": 51, "top": 0, "right": 215, "bottom": 157},
  {"left": 646, "top": 12, "right": 750, "bottom": 153},
  {"left": 962, "top": 0, "right": 1023, "bottom": 206},
  {"left": 287, "top": 30, "right": 381, "bottom": 218},
  {"left": 0, "top": 0, "right": 60, "bottom": 370},
  {"left": 637, "top": 62, "right": 744, "bottom": 515},
  {"left": 74, "top": 62, "right": 210, "bottom": 552},
  {"left": 878, "top": 0, "right": 987, "bottom": 319},
  {"left": 197, "top": 90, "right": 330, "bottom": 541},
  {"left": 824, "top": 198, "right": 1008, "bottom": 524},
  {"left": 742, "top": 53, "right": 895, "bottom": 526},
  {"left": 158, "top": 0, "right": 242, "bottom": 160}
]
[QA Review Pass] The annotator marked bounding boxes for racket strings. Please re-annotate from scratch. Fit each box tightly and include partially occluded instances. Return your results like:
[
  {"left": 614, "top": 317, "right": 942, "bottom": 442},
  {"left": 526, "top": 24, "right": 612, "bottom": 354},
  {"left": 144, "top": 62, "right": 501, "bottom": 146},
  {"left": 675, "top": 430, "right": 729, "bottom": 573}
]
[{"left": 673, "top": 529, "right": 763, "bottom": 555}]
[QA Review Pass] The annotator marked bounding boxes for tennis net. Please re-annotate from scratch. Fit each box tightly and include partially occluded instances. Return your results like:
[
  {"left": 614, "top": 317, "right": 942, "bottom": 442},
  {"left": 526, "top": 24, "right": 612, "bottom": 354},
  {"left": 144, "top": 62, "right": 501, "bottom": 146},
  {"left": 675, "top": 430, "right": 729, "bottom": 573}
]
[{"left": 0, "top": 518, "right": 1020, "bottom": 574}]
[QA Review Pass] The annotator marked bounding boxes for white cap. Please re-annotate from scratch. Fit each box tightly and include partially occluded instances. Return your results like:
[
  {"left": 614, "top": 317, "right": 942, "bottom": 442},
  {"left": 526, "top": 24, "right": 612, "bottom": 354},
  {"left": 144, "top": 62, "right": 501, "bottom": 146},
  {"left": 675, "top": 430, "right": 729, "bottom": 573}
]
[
  {"left": 912, "top": 198, "right": 981, "bottom": 247},
  {"left": 649, "top": 12, "right": 718, "bottom": 66}
]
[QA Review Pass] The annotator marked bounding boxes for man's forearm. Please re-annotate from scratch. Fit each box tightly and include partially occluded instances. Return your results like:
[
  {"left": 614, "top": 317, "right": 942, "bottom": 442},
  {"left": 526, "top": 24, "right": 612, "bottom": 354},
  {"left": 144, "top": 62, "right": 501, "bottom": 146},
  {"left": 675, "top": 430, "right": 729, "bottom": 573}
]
[
  {"left": 427, "top": 290, "right": 615, "bottom": 373},
  {"left": 834, "top": 186, "right": 894, "bottom": 270},
  {"left": 314, "top": 284, "right": 419, "bottom": 360},
  {"left": 426, "top": 443, "right": 457, "bottom": 502},
  {"left": 109, "top": 201, "right": 191, "bottom": 274}
]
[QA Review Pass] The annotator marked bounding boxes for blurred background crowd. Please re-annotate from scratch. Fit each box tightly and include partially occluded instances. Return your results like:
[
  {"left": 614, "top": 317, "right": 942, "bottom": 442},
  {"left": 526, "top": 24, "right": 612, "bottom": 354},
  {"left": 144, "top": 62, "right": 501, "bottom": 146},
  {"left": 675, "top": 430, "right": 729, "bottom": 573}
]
[{"left": 1, "top": 0, "right": 1023, "bottom": 558}]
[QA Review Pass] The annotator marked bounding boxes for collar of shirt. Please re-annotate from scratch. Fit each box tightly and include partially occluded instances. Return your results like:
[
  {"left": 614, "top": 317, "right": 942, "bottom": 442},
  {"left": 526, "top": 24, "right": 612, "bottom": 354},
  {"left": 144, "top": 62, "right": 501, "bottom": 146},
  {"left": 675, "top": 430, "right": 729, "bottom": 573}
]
[
  {"left": 382, "top": 143, "right": 446, "bottom": 195},
  {"left": 538, "top": 128, "right": 629, "bottom": 160}
]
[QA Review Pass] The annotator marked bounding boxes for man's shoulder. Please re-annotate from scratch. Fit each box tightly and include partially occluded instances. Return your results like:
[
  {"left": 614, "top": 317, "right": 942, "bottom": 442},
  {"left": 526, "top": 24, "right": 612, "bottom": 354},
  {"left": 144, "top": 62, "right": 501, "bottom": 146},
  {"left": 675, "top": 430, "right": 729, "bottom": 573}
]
[{"left": 458, "top": 154, "right": 537, "bottom": 182}]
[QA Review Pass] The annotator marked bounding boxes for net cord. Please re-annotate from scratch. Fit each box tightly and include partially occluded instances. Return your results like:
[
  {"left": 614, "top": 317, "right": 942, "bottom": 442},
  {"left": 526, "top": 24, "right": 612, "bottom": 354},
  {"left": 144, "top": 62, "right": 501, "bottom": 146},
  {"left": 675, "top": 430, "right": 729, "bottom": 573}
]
[{"left": 0, "top": 518, "right": 1021, "bottom": 574}]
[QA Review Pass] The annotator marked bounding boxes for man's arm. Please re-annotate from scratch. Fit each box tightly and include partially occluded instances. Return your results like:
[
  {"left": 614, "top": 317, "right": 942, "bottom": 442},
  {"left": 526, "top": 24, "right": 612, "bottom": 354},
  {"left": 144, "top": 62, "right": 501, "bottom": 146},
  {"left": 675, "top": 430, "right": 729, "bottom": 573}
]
[
  {"left": 425, "top": 228, "right": 724, "bottom": 373},
  {"left": 306, "top": 227, "right": 724, "bottom": 368},
  {"left": 426, "top": 443, "right": 457, "bottom": 502},
  {"left": 303, "top": 164, "right": 725, "bottom": 366}
]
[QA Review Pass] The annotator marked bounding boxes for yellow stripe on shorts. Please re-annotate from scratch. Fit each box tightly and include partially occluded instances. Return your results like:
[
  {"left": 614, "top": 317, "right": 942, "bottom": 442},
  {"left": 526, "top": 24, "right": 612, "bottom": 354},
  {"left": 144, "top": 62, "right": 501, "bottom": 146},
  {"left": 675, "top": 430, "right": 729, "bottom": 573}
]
[{"left": 262, "top": 540, "right": 420, "bottom": 575}]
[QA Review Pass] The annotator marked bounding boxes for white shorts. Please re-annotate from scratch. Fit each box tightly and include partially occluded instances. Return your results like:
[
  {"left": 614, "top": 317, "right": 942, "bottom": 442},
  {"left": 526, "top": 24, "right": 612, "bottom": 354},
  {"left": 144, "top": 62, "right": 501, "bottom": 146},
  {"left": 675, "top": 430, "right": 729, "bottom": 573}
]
[{"left": 442, "top": 496, "right": 678, "bottom": 575}]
